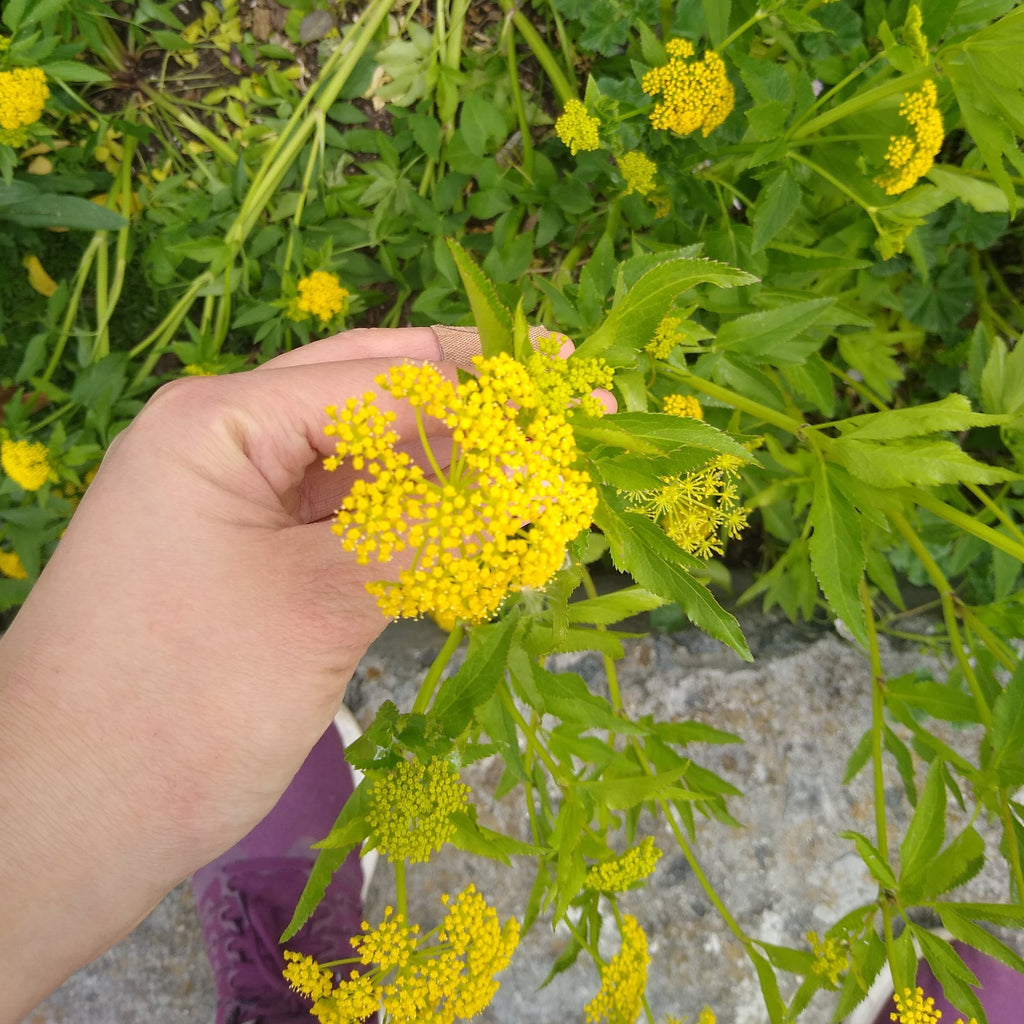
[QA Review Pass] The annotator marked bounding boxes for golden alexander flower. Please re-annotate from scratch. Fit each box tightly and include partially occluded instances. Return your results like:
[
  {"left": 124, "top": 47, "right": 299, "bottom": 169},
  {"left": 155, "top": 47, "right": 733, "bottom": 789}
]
[
  {"left": 366, "top": 757, "right": 469, "bottom": 864},
  {"left": 282, "top": 951, "right": 335, "bottom": 1002},
  {"left": 291, "top": 270, "right": 350, "bottom": 324},
  {"left": 874, "top": 79, "right": 943, "bottom": 195},
  {"left": 555, "top": 98, "right": 601, "bottom": 155},
  {"left": 618, "top": 151, "right": 658, "bottom": 196},
  {"left": 324, "top": 351, "right": 599, "bottom": 624},
  {"left": 663, "top": 394, "right": 703, "bottom": 419},
  {"left": 698, "top": 1008, "right": 716, "bottom": 1024},
  {"left": 0, "top": 549, "right": 27, "bottom": 580},
  {"left": 807, "top": 931, "right": 849, "bottom": 987},
  {"left": 1, "top": 438, "right": 52, "bottom": 491},
  {"left": 0, "top": 67, "right": 49, "bottom": 132},
  {"left": 641, "top": 38, "right": 734, "bottom": 137},
  {"left": 585, "top": 914, "right": 650, "bottom": 1024},
  {"left": 585, "top": 836, "right": 662, "bottom": 892}
]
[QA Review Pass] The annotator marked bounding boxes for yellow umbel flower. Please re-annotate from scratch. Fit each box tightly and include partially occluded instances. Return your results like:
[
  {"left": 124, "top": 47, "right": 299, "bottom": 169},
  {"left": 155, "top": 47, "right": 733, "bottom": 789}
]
[
  {"left": 663, "top": 394, "right": 703, "bottom": 419},
  {"left": 366, "top": 757, "right": 469, "bottom": 864},
  {"left": 353, "top": 906, "right": 420, "bottom": 970},
  {"left": 526, "top": 333, "right": 614, "bottom": 418},
  {"left": 291, "top": 270, "right": 350, "bottom": 324},
  {"left": 555, "top": 98, "right": 601, "bottom": 155},
  {"left": 324, "top": 352, "right": 598, "bottom": 623},
  {"left": 586, "top": 836, "right": 662, "bottom": 892},
  {"left": 312, "top": 970, "right": 381, "bottom": 1024},
  {"left": 641, "top": 39, "right": 734, "bottom": 137},
  {"left": 628, "top": 454, "right": 749, "bottom": 558},
  {"left": 0, "top": 67, "right": 49, "bottom": 132},
  {"left": 282, "top": 951, "right": 335, "bottom": 1002},
  {"left": 1, "top": 438, "right": 52, "bottom": 491},
  {"left": 874, "top": 79, "right": 943, "bottom": 195},
  {"left": 888, "top": 986, "right": 977, "bottom": 1024},
  {"left": 807, "top": 931, "right": 849, "bottom": 987},
  {"left": 618, "top": 151, "right": 658, "bottom": 196},
  {"left": 698, "top": 1008, "right": 716, "bottom": 1024},
  {"left": 0, "top": 549, "right": 27, "bottom": 580},
  {"left": 585, "top": 914, "right": 650, "bottom": 1024}
]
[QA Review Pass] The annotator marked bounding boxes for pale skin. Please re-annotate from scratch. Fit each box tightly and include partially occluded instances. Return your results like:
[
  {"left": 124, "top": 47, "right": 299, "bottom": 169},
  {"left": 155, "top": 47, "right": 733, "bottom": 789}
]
[{"left": 0, "top": 327, "right": 451, "bottom": 1021}]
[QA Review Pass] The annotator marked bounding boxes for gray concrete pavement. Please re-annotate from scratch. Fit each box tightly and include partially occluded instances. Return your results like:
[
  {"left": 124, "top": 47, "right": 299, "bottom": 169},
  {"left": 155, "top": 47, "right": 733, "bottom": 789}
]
[{"left": 25, "top": 607, "right": 1019, "bottom": 1023}]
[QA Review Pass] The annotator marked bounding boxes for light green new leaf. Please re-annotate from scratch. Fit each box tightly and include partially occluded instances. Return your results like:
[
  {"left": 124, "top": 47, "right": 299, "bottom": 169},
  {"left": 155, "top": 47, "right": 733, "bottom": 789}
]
[
  {"left": 926, "top": 165, "right": 1014, "bottom": 213},
  {"left": 832, "top": 437, "right": 1020, "bottom": 488},
  {"left": 898, "top": 761, "right": 946, "bottom": 896},
  {"left": 885, "top": 676, "right": 980, "bottom": 724},
  {"left": 807, "top": 460, "right": 867, "bottom": 647},
  {"left": 445, "top": 237, "right": 513, "bottom": 357},
  {"left": 988, "top": 660, "right": 1024, "bottom": 785},
  {"left": 566, "top": 586, "right": 666, "bottom": 626},
  {"left": 578, "top": 767, "right": 698, "bottom": 809},
  {"left": 576, "top": 258, "right": 756, "bottom": 360},
  {"left": 837, "top": 393, "right": 1009, "bottom": 440},
  {"left": 840, "top": 830, "right": 897, "bottom": 890},
  {"left": 981, "top": 336, "right": 1024, "bottom": 415},
  {"left": 714, "top": 297, "right": 835, "bottom": 362},
  {"left": 598, "top": 411, "right": 755, "bottom": 461},
  {"left": 450, "top": 812, "right": 542, "bottom": 864}
]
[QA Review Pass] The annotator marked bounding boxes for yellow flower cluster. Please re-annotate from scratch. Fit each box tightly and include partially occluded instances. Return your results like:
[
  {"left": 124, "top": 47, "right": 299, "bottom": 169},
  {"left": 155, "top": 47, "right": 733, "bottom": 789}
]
[
  {"left": 292, "top": 270, "right": 350, "bottom": 324},
  {"left": 585, "top": 836, "right": 662, "bottom": 892},
  {"left": 585, "top": 914, "right": 650, "bottom": 1024},
  {"left": 555, "top": 98, "right": 601, "bottom": 155},
  {"left": 642, "top": 39, "right": 734, "bottom": 137},
  {"left": 0, "top": 67, "right": 49, "bottom": 134},
  {"left": 1, "top": 438, "right": 52, "bottom": 491},
  {"left": 365, "top": 757, "right": 469, "bottom": 864},
  {"left": 285, "top": 886, "right": 519, "bottom": 1024},
  {"left": 526, "top": 333, "right": 614, "bottom": 418},
  {"left": 698, "top": 1008, "right": 716, "bottom": 1024},
  {"left": 324, "top": 353, "right": 598, "bottom": 623},
  {"left": 874, "top": 79, "right": 943, "bottom": 195},
  {"left": 628, "top": 454, "right": 749, "bottom": 558},
  {"left": 663, "top": 394, "right": 703, "bottom": 419},
  {"left": 905, "top": 4, "right": 929, "bottom": 62},
  {"left": 889, "top": 986, "right": 977, "bottom": 1024},
  {"left": 0, "top": 549, "right": 27, "bottom": 580},
  {"left": 618, "top": 151, "right": 658, "bottom": 196},
  {"left": 807, "top": 931, "right": 849, "bottom": 987}
]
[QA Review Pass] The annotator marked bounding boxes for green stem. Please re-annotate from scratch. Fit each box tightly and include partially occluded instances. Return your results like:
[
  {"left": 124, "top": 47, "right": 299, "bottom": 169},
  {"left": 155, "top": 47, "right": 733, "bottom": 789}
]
[
  {"left": 503, "top": 16, "right": 534, "bottom": 179},
  {"left": 497, "top": 0, "right": 576, "bottom": 103},
  {"left": 717, "top": 8, "right": 770, "bottom": 52},
  {"left": 42, "top": 233, "right": 104, "bottom": 382},
  {"left": 909, "top": 489, "right": 1024, "bottom": 564},
  {"left": 395, "top": 858, "right": 408, "bottom": 923},
  {"left": 787, "top": 152, "right": 884, "bottom": 235},
  {"left": 965, "top": 483, "right": 1024, "bottom": 547},
  {"left": 499, "top": 686, "right": 566, "bottom": 781},
  {"left": 860, "top": 578, "right": 889, "bottom": 862},
  {"left": 412, "top": 622, "right": 466, "bottom": 714}
]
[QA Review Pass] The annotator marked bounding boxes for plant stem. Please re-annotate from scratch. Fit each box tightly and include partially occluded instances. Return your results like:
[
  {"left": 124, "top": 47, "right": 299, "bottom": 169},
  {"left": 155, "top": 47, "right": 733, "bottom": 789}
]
[
  {"left": 497, "top": 0, "right": 575, "bottom": 103},
  {"left": 909, "top": 489, "right": 1024, "bottom": 565},
  {"left": 412, "top": 622, "right": 466, "bottom": 714},
  {"left": 395, "top": 858, "right": 408, "bottom": 922}
]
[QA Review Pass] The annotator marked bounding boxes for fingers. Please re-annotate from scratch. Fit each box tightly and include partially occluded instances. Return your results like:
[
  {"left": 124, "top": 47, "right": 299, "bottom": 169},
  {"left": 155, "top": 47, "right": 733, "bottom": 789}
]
[{"left": 254, "top": 326, "right": 442, "bottom": 370}]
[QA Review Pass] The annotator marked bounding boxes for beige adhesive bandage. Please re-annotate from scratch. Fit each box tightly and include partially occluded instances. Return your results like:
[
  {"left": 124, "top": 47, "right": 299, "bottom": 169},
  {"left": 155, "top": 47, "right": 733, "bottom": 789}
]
[{"left": 430, "top": 324, "right": 558, "bottom": 370}]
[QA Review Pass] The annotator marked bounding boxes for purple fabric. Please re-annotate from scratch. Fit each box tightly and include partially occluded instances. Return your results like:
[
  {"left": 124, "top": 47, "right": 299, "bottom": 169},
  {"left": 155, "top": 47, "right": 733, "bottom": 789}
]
[
  {"left": 870, "top": 940, "right": 1024, "bottom": 1023},
  {"left": 192, "top": 725, "right": 364, "bottom": 1024}
]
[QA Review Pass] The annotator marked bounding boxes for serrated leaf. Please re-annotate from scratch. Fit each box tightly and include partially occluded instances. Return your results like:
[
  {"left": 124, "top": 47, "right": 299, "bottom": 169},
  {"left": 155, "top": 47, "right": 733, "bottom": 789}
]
[
  {"left": 989, "top": 660, "right": 1024, "bottom": 784},
  {"left": 899, "top": 761, "right": 946, "bottom": 895},
  {"left": 450, "top": 811, "right": 541, "bottom": 863},
  {"left": 566, "top": 586, "right": 666, "bottom": 625},
  {"left": 841, "top": 830, "right": 897, "bottom": 889},
  {"left": 940, "top": 908, "right": 1024, "bottom": 974},
  {"left": 752, "top": 170, "right": 802, "bottom": 252},
  {"left": 808, "top": 460, "right": 867, "bottom": 646},
  {"left": 445, "top": 237, "right": 513, "bottom": 357},
  {"left": 912, "top": 926, "right": 987, "bottom": 1024},
  {"left": 599, "top": 411, "right": 755, "bottom": 461},
  {"left": 886, "top": 676, "right": 980, "bottom": 724},
  {"left": 750, "top": 948, "right": 787, "bottom": 1024},
  {"left": 838, "top": 394, "right": 1009, "bottom": 441},
  {"left": 578, "top": 767, "right": 698, "bottom": 809},
  {"left": 714, "top": 297, "right": 835, "bottom": 361},
  {"left": 832, "top": 437, "right": 1019, "bottom": 488},
  {"left": 923, "top": 827, "right": 986, "bottom": 899}
]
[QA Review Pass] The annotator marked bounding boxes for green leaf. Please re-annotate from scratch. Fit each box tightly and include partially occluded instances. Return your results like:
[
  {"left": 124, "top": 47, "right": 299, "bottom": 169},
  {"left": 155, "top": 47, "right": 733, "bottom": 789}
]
[
  {"left": 1, "top": 192, "right": 127, "bottom": 231},
  {"left": 460, "top": 91, "right": 507, "bottom": 157},
  {"left": 597, "top": 499, "right": 752, "bottom": 660},
  {"left": 886, "top": 675, "right": 980, "bottom": 724},
  {"left": 898, "top": 760, "right": 946, "bottom": 896},
  {"left": 702, "top": 0, "right": 732, "bottom": 45},
  {"left": 431, "top": 611, "right": 518, "bottom": 738},
  {"left": 988, "top": 660, "right": 1024, "bottom": 784},
  {"left": 981, "top": 336, "right": 1024, "bottom": 414},
  {"left": 912, "top": 926, "right": 987, "bottom": 1024},
  {"left": 832, "top": 438, "right": 1020, "bottom": 488},
  {"left": 750, "top": 948, "right": 787, "bottom": 1024},
  {"left": 41, "top": 59, "right": 111, "bottom": 82},
  {"left": 926, "top": 165, "right": 1014, "bottom": 213},
  {"left": 807, "top": 460, "right": 867, "bottom": 646},
  {"left": 596, "top": 411, "right": 755, "bottom": 461},
  {"left": 840, "top": 830, "right": 897, "bottom": 889},
  {"left": 450, "top": 811, "right": 541, "bottom": 862},
  {"left": 566, "top": 586, "right": 666, "bottom": 625},
  {"left": 751, "top": 170, "right": 802, "bottom": 252},
  {"left": 923, "top": 827, "right": 986, "bottom": 899},
  {"left": 578, "top": 767, "right": 698, "bottom": 809},
  {"left": 838, "top": 394, "right": 1009, "bottom": 441},
  {"left": 940, "top": 908, "right": 1024, "bottom": 974},
  {"left": 444, "top": 237, "right": 513, "bottom": 357},
  {"left": 576, "top": 258, "right": 756, "bottom": 360}
]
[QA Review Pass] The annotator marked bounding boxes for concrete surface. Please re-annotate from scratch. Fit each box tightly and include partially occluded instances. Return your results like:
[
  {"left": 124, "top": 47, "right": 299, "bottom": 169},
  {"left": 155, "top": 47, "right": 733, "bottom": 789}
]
[{"left": 24, "top": 605, "right": 1019, "bottom": 1024}]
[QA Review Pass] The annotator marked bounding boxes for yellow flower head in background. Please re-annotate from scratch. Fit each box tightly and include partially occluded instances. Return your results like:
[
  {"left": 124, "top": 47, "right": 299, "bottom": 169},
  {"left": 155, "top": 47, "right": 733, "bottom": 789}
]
[
  {"left": 291, "top": 270, "right": 350, "bottom": 324},
  {"left": 698, "top": 1008, "right": 717, "bottom": 1024},
  {"left": 366, "top": 757, "right": 469, "bottom": 864},
  {"left": 642, "top": 39, "right": 734, "bottom": 137},
  {"left": 0, "top": 67, "right": 49, "bottom": 132},
  {"left": 585, "top": 914, "right": 650, "bottom": 1024},
  {"left": 324, "top": 352, "right": 598, "bottom": 623},
  {"left": 874, "top": 79, "right": 943, "bottom": 195},
  {"left": 618, "top": 151, "right": 658, "bottom": 196},
  {"left": 663, "top": 394, "right": 703, "bottom": 419},
  {"left": 526, "top": 332, "right": 614, "bottom": 418},
  {"left": 1, "top": 438, "right": 52, "bottom": 491},
  {"left": 555, "top": 98, "right": 601, "bottom": 155},
  {"left": 807, "top": 931, "right": 849, "bottom": 987},
  {"left": 0, "top": 549, "right": 27, "bottom": 580},
  {"left": 585, "top": 836, "right": 663, "bottom": 892}
]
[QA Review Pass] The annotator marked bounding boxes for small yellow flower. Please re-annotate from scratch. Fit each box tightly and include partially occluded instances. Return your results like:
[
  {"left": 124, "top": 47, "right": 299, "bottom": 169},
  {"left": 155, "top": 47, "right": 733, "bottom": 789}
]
[
  {"left": 585, "top": 836, "right": 662, "bottom": 892},
  {"left": 353, "top": 906, "right": 420, "bottom": 970},
  {"left": 698, "top": 1009, "right": 716, "bottom": 1024},
  {"left": 618, "top": 151, "right": 657, "bottom": 196},
  {"left": 555, "top": 98, "right": 601, "bottom": 155},
  {"left": 0, "top": 67, "right": 49, "bottom": 132},
  {"left": 585, "top": 914, "right": 650, "bottom": 1024},
  {"left": 663, "top": 394, "right": 703, "bottom": 419},
  {"left": 291, "top": 270, "right": 350, "bottom": 324},
  {"left": 282, "top": 950, "right": 334, "bottom": 1002},
  {"left": 22, "top": 254, "right": 58, "bottom": 297},
  {"left": 642, "top": 39, "right": 734, "bottom": 137},
  {"left": 366, "top": 757, "right": 469, "bottom": 864},
  {"left": 807, "top": 930, "right": 849, "bottom": 987},
  {"left": 874, "top": 79, "right": 943, "bottom": 195},
  {"left": 1, "top": 438, "right": 52, "bottom": 491},
  {"left": 0, "top": 549, "right": 27, "bottom": 580}
]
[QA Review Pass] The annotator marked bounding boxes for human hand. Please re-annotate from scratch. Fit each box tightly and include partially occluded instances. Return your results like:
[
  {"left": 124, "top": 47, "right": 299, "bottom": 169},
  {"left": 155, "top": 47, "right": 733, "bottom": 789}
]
[{"left": 0, "top": 326, "right": 449, "bottom": 1018}]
